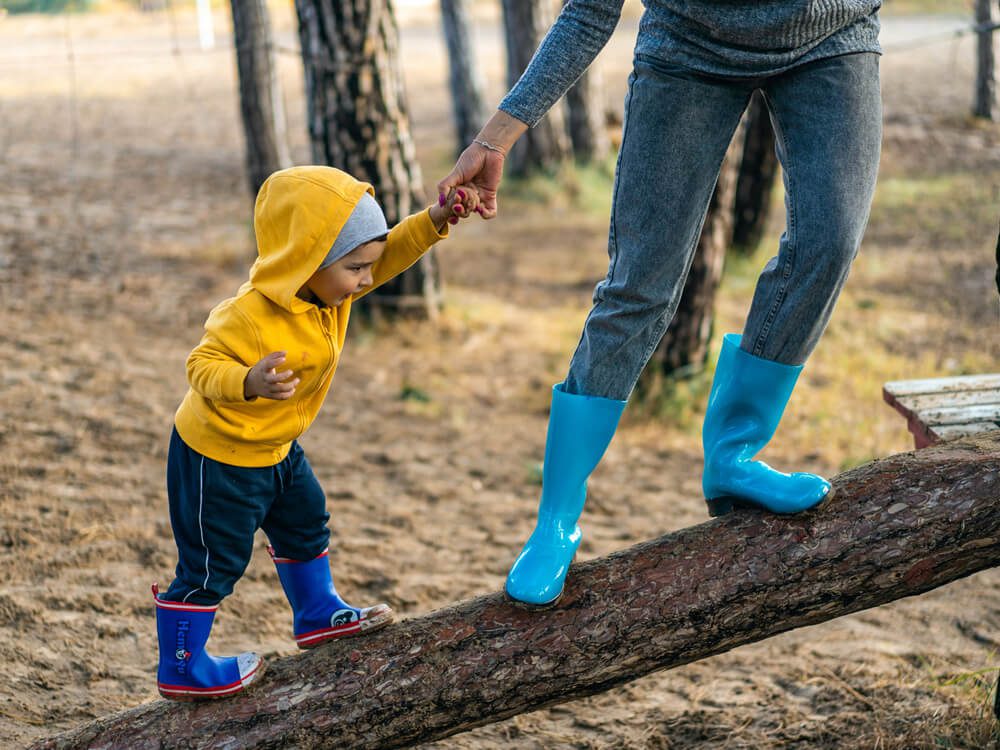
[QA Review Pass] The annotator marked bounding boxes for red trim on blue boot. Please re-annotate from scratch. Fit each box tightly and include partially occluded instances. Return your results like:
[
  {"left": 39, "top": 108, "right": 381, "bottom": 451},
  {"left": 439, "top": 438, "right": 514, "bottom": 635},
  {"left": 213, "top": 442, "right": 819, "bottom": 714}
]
[
  {"left": 152, "top": 583, "right": 265, "bottom": 701},
  {"left": 294, "top": 603, "right": 394, "bottom": 648}
]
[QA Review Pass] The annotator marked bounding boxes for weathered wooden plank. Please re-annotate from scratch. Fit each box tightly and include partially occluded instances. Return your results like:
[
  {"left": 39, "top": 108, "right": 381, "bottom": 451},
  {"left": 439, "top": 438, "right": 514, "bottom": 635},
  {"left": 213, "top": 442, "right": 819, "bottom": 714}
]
[
  {"left": 883, "top": 387, "right": 918, "bottom": 423},
  {"left": 883, "top": 374, "right": 1000, "bottom": 398},
  {"left": 932, "top": 422, "right": 1000, "bottom": 441},
  {"left": 918, "top": 404, "right": 1000, "bottom": 426},
  {"left": 905, "top": 415, "right": 937, "bottom": 449},
  {"left": 883, "top": 375, "right": 1000, "bottom": 448},
  {"left": 894, "top": 389, "right": 1000, "bottom": 413}
]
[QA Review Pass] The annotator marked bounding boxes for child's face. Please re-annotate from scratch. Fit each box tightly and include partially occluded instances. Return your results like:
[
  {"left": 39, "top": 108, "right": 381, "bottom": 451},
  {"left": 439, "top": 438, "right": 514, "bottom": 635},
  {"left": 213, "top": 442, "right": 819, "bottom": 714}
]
[{"left": 300, "top": 239, "right": 386, "bottom": 308}]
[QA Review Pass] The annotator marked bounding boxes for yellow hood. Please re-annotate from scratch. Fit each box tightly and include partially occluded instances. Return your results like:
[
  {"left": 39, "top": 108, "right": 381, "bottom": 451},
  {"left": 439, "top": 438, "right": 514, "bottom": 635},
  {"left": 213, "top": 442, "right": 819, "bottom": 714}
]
[{"left": 249, "top": 166, "right": 374, "bottom": 312}]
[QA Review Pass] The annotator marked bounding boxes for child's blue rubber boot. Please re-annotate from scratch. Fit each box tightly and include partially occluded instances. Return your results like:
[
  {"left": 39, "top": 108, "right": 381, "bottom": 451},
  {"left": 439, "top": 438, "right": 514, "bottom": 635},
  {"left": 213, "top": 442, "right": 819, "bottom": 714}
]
[
  {"left": 270, "top": 547, "right": 394, "bottom": 648},
  {"left": 153, "top": 584, "right": 263, "bottom": 701},
  {"left": 702, "top": 334, "right": 832, "bottom": 516},
  {"left": 505, "top": 383, "right": 626, "bottom": 606}
]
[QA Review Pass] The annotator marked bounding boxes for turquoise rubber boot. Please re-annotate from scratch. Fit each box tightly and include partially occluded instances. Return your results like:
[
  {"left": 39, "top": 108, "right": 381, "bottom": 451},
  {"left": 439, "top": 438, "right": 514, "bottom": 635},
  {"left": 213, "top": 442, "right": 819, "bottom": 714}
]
[
  {"left": 505, "top": 383, "right": 626, "bottom": 606},
  {"left": 702, "top": 334, "right": 832, "bottom": 516}
]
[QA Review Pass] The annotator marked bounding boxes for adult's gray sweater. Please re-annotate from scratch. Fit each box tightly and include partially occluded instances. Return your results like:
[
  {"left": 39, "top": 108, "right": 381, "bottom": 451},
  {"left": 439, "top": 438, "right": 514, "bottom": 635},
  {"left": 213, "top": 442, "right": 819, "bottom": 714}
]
[{"left": 500, "top": 0, "right": 881, "bottom": 127}]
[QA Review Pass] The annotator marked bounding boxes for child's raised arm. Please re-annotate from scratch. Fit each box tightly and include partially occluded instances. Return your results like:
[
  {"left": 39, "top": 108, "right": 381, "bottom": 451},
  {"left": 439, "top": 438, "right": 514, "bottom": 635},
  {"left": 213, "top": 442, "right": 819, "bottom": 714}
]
[{"left": 354, "top": 185, "right": 483, "bottom": 300}]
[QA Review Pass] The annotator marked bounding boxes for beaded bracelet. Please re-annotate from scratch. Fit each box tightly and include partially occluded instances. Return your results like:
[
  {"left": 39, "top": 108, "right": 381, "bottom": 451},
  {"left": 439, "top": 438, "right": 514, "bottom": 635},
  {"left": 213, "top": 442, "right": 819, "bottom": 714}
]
[{"left": 473, "top": 138, "right": 507, "bottom": 155}]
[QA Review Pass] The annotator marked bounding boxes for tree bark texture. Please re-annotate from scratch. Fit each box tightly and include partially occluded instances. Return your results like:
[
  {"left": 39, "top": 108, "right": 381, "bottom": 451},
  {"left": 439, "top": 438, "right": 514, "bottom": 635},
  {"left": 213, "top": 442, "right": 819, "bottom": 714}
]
[
  {"left": 642, "top": 123, "right": 745, "bottom": 380},
  {"left": 294, "top": 0, "right": 439, "bottom": 313},
  {"left": 731, "top": 91, "right": 779, "bottom": 252},
  {"left": 995, "top": 669, "right": 1000, "bottom": 720},
  {"left": 32, "top": 432, "right": 1000, "bottom": 750},
  {"left": 994, "top": 216, "right": 999, "bottom": 295},
  {"left": 231, "top": 0, "right": 292, "bottom": 198},
  {"left": 564, "top": 65, "right": 609, "bottom": 162},
  {"left": 974, "top": 0, "right": 996, "bottom": 120},
  {"left": 439, "top": 0, "right": 487, "bottom": 155},
  {"left": 501, "top": 0, "right": 570, "bottom": 176}
]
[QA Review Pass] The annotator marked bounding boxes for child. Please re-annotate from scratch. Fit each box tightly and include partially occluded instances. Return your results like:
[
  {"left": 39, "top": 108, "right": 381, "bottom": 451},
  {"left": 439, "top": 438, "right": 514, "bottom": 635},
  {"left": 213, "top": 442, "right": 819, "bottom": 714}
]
[{"left": 153, "top": 165, "right": 479, "bottom": 701}]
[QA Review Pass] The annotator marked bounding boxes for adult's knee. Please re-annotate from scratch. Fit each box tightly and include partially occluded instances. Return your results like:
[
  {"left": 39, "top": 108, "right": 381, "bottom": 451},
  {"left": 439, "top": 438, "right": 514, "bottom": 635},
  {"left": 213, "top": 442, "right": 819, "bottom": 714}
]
[{"left": 592, "top": 277, "right": 678, "bottom": 326}]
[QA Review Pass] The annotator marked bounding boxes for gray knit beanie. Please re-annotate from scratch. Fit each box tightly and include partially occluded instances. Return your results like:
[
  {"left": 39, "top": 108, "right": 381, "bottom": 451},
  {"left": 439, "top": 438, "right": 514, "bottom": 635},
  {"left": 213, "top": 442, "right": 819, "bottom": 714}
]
[{"left": 320, "top": 192, "right": 388, "bottom": 269}]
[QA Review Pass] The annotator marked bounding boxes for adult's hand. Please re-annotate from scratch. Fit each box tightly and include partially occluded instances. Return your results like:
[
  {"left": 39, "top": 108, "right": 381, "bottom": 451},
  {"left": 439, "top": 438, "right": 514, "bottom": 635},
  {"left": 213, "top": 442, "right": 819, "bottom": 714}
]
[
  {"left": 437, "top": 144, "right": 505, "bottom": 219},
  {"left": 437, "top": 110, "right": 529, "bottom": 220}
]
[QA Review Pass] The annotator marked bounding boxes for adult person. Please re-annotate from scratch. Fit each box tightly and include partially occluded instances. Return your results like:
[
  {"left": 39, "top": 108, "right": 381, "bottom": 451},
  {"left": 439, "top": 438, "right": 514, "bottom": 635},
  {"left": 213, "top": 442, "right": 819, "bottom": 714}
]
[{"left": 439, "top": 1, "right": 883, "bottom": 606}]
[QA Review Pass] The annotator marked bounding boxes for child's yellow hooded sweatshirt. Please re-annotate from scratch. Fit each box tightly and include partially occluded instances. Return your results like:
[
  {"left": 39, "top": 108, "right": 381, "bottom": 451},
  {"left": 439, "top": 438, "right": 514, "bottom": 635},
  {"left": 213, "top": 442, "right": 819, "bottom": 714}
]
[{"left": 174, "top": 166, "right": 447, "bottom": 467}]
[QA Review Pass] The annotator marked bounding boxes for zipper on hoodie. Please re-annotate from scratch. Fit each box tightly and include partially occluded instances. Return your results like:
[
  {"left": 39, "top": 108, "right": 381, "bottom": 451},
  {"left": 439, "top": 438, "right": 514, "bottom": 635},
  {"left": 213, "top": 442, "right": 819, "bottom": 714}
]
[{"left": 296, "top": 307, "right": 338, "bottom": 436}]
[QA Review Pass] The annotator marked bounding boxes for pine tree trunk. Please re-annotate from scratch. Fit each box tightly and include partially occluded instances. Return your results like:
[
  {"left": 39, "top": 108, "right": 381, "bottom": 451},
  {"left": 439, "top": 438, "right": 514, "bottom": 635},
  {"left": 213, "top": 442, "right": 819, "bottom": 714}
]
[
  {"left": 440, "top": 0, "right": 487, "bottom": 155},
  {"left": 994, "top": 670, "right": 1000, "bottom": 719},
  {"left": 30, "top": 433, "right": 1000, "bottom": 750},
  {"left": 642, "top": 125, "right": 745, "bottom": 380},
  {"left": 994, "top": 216, "right": 999, "bottom": 295},
  {"left": 974, "top": 0, "right": 996, "bottom": 120},
  {"left": 564, "top": 67, "right": 608, "bottom": 162},
  {"left": 500, "top": 0, "right": 570, "bottom": 176},
  {"left": 294, "top": 0, "right": 440, "bottom": 316},
  {"left": 731, "top": 91, "right": 778, "bottom": 252},
  {"left": 230, "top": 0, "right": 292, "bottom": 198},
  {"left": 562, "top": 0, "right": 608, "bottom": 162}
]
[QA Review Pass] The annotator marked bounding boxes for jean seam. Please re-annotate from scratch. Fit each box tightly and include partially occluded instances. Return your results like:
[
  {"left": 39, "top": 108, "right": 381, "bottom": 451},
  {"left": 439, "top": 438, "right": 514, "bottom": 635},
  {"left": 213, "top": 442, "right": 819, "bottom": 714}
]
[
  {"left": 636, "top": 310, "right": 671, "bottom": 375},
  {"left": 753, "top": 90, "right": 796, "bottom": 359},
  {"left": 605, "top": 67, "right": 639, "bottom": 299}
]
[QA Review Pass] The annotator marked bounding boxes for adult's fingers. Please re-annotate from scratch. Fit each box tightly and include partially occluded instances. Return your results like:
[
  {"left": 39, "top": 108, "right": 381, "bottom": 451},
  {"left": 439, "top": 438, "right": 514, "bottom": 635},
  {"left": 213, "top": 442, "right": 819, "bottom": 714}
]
[
  {"left": 436, "top": 165, "right": 465, "bottom": 198},
  {"left": 478, "top": 193, "right": 498, "bottom": 219},
  {"left": 437, "top": 146, "right": 485, "bottom": 200},
  {"left": 473, "top": 149, "right": 504, "bottom": 219}
]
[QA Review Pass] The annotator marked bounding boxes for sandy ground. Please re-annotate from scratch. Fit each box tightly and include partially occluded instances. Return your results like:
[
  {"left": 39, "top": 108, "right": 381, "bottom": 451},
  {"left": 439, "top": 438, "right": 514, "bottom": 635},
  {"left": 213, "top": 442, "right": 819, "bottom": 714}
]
[{"left": 1, "top": 5, "right": 999, "bottom": 749}]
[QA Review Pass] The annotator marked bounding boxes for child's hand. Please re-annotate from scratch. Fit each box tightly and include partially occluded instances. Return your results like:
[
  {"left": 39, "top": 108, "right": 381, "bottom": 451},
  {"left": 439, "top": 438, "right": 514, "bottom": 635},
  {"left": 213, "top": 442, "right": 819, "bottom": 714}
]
[
  {"left": 448, "top": 184, "right": 481, "bottom": 224},
  {"left": 244, "top": 351, "right": 300, "bottom": 401},
  {"left": 429, "top": 185, "right": 481, "bottom": 231}
]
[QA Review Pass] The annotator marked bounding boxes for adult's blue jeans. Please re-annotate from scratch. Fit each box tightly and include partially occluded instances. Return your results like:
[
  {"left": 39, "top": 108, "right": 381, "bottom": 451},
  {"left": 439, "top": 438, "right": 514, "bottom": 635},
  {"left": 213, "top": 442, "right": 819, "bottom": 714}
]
[{"left": 563, "top": 52, "right": 882, "bottom": 400}]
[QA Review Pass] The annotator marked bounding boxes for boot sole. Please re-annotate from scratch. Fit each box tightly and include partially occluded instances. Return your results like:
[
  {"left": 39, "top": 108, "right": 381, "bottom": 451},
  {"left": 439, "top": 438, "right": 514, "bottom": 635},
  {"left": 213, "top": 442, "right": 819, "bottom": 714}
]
[
  {"left": 706, "top": 486, "right": 837, "bottom": 518},
  {"left": 298, "top": 607, "right": 395, "bottom": 650},
  {"left": 502, "top": 551, "right": 578, "bottom": 610},
  {"left": 159, "top": 659, "right": 266, "bottom": 702},
  {"left": 503, "top": 588, "right": 563, "bottom": 610}
]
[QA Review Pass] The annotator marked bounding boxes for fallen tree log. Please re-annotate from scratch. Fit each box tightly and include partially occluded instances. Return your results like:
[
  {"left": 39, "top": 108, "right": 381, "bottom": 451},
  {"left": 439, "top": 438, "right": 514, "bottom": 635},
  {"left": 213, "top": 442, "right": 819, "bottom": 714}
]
[{"left": 34, "top": 432, "right": 1000, "bottom": 750}]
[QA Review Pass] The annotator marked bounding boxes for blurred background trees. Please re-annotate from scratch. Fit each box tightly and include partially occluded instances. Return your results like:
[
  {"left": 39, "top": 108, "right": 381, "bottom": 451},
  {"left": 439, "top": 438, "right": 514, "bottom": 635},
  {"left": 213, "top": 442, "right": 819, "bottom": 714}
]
[
  {"left": 440, "top": 0, "right": 486, "bottom": 155},
  {"left": 230, "top": 0, "right": 290, "bottom": 197},
  {"left": 10, "top": 0, "right": 993, "bottom": 354},
  {"left": 292, "top": 0, "right": 440, "bottom": 317}
]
